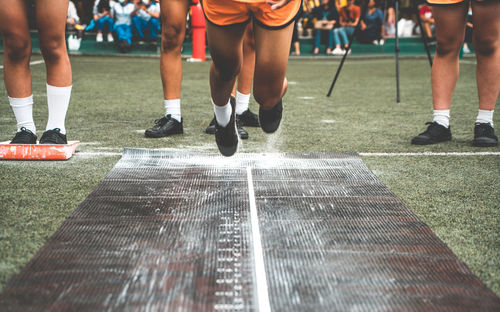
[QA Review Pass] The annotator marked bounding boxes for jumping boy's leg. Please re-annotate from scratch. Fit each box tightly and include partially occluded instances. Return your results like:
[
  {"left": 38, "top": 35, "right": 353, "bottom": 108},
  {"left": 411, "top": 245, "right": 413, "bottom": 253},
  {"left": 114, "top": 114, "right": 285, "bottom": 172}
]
[
  {"left": 206, "top": 21, "right": 248, "bottom": 156},
  {"left": 411, "top": 3, "right": 467, "bottom": 145},
  {"left": 0, "top": 0, "right": 37, "bottom": 143},
  {"left": 253, "top": 21, "right": 294, "bottom": 133},
  {"left": 471, "top": 1, "right": 500, "bottom": 147},
  {"left": 204, "top": 23, "right": 256, "bottom": 138},
  {"left": 236, "top": 23, "right": 259, "bottom": 127},
  {"left": 36, "top": 0, "right": 72, "bottom": 144},
  {"left": 145, "top": 0, "right": 189, "bottom": 138}
]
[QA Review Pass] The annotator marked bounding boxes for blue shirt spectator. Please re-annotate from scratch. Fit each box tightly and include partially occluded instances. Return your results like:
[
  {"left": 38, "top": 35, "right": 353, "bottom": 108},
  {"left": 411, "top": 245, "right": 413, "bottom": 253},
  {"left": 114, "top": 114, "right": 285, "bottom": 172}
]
[{"left": 358, "top": 0, "right": 384, "bottom": 44}]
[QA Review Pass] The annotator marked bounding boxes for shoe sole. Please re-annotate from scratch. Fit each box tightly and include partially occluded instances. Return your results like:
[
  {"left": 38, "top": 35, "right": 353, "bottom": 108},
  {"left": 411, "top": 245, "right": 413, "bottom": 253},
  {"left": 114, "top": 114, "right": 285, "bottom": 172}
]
[
  {"left": 259, "top": 101, "right": 283, "bottom": 134},
  {"left": 145, "top": 129, "right": 183, "bottom": 138},
  {"left": 473, "top": 138, "right": 498, "bottom": 147},
  {"left": 216, "top": 122, "right": 238, "bottom": 157},
  {"left": 411, "top": 136, "right": 451, "bottom": 145}
]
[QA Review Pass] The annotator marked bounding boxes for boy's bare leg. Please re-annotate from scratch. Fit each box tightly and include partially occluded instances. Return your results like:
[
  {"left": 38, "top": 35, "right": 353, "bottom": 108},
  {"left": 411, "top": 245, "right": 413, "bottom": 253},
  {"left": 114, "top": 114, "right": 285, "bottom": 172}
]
[
  {"left": 472, "top": 1, "right": 500, "bottom": 111},
  {"left": 0, "top": 0, "right": 32, "bottom": 98},
  {"left": 253, "top": 22, "right": 294, "bottom": 109}
]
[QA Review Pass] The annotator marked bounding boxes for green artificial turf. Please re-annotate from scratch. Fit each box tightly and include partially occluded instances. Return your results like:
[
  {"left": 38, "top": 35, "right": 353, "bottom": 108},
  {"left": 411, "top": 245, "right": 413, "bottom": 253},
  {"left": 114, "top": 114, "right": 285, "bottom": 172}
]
[{"left": 0, "top": 55, "right": 498, "bottom": 295}]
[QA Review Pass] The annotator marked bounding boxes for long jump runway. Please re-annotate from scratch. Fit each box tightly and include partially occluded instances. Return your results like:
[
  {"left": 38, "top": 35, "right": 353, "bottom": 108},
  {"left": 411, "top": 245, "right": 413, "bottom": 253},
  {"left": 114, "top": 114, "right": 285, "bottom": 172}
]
[{"left": 1, "top": 149, "right": 499, "bottom": 311}]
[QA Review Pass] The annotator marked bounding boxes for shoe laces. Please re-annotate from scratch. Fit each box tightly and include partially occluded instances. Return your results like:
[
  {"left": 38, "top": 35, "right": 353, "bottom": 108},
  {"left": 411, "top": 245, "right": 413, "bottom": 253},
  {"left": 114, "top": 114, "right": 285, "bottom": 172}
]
[
  {"left": 420, "top": 122, "right": 446, "bottom": 136},
  {"left": 13, "top": 127, "right": 34, "bottom": 139},
  {"left": 154, "top": 116, "right": 169, "bottom": 126},
  {"left": 475, "top": 123, "right": 495, "bottom": 137}
]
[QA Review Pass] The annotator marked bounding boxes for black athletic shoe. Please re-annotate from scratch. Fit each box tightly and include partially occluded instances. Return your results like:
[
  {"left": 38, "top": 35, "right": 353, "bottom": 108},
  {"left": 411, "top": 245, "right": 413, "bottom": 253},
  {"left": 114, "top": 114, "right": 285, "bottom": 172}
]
[
  {"left": 259, "top": 100, "right": 283, "bottom": 134},
  {"left": 215, "top": 99, "right": 238, "bottom": 157},
  {"left": 39, "top": 128, "right": 67, "bottom": 144},
  {"left": 237, "top": 109, "right": 259, "bottom": 127},
  {"left": 411, "top": 122, "right": 452, "bottom": 145},
  {"left": 10, "top": 127, "right": 37, "bottom": 144},
  {"left": 145, "top": 115, "right": 183, "bottom": 138},
  {"left": 205, "top": 117, "right": 216, "bottom": 134},
  {"left": 473, "top": 123, "right": 498, "bottom": 147},
  {"left": 236, "top": 117, "right": 248, "bottom": 140},
  {"left": 206, "top": 96, "right": 237, "bottom": 134},
  {"left": 206, "top": 116, "right": 248, "bottom": 140}
]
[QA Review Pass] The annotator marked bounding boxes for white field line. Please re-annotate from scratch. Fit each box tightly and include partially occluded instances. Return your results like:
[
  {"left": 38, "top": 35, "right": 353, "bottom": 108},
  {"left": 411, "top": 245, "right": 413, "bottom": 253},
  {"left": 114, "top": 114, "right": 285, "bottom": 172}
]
[
  {"left": 76, "top": 151, "right": 122, "bottom": 156},
  {"left": 360, "top": 152, "right": 500, "bottom": 157},
  {"left": 0, "top": 60, "right": 44, "bottom": 69},
  {"left": 246, "top": 167, "right": 271, "bottom": 312}
]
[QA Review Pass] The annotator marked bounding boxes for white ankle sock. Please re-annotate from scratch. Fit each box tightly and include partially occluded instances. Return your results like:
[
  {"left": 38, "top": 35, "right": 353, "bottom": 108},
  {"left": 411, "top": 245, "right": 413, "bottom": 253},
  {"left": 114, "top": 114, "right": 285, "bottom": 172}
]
[
  {"left": 46, "top": 84, "right": 72, "bottom": 134},
  {"left": 212, "top": 98, "right": 232, "bottom": 127},
  {"left": 9, "top": 95, "right": 36, "bottom": 134},
  {"left": 476, "top": 109, "right": 494, "bottom": 127},
  {"left": 433, "top": 109, "right": 450, "bottom": 128},
  {"left": 164, "top": 99, "right": 181, "bottom": 122},
  {"left": 235, "top": 91, "right": 250, "bottom": 115}
]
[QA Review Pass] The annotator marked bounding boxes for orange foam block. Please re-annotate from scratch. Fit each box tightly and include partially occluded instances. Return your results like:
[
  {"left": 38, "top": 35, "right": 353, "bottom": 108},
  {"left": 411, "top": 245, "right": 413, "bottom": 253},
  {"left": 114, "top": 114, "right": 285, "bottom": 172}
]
[{"left": 0, "top": 141, "right": 79, "bottom": 160}]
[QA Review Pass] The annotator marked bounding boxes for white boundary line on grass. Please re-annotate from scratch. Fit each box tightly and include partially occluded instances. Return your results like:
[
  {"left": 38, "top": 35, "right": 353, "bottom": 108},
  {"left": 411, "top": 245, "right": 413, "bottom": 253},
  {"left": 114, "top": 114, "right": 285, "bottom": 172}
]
[
  {"left": 73, "top": 151, "right": 500, "bottom": 158},
  {"left": 360, "top": 152, "right": 500, "bottom": 156},
  {"left": 246, "top": 167, "right": 271, "bottom": 312},
  {"left": 0, "top": 60, "right": 44, "bottom": 69}
]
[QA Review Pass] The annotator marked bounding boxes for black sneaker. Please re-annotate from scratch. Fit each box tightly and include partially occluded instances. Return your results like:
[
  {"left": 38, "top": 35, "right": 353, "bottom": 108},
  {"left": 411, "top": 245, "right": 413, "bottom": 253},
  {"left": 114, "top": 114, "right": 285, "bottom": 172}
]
[
  {"left": 205, "top": 117, "right": 216, "bottom": 134},
  {"left": 10, "top": 127, "right": 37, "bottom": 144},
  {"left": 259, "top": 99, "right": 283, "bottom": 134},
  {"left": 473, "top": 123, "right": 498, "bottom": 147},
  {"left": 206, "top": 116, "right": 248, "bottom": 140},
  {"left": 237, "top": 109, "right": 259, "bottom": 127},
  {"left": 39, "top": 128, "right": 67, "bottom": 144},
  {"left": 215, "top": 99, "right": 238, "bottom": 157},
  {"left": 236, "top": 117, "right": 249, "bottom": 140},
  {"left": 145, "top": 115, "right": 183, "bottom": 138},
  {"left": 206, "top": 96, "right": 236, "bottom": 134},
  {"left": 411, "top": 122, "right": 452, "bottom": 145}
]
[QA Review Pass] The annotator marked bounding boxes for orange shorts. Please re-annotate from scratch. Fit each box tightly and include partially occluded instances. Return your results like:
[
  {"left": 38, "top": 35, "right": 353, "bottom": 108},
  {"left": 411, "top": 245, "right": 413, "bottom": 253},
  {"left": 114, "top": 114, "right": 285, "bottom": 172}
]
[
  {"left": 426, "top": 0, "right": 496, "bottom": 5},
  {"left": 201, "top": 0, "right": 302, "bottom": 29}
]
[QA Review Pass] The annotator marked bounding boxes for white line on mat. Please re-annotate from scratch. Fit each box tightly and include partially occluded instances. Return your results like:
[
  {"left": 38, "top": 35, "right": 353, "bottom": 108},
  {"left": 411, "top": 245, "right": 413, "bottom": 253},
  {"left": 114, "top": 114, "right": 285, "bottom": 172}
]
[
  {"left": 246, "top": 167, "right": 271, "bottom": 312},
  {"left": 360, "top": 152, "right": 500, "bottom": 156}
]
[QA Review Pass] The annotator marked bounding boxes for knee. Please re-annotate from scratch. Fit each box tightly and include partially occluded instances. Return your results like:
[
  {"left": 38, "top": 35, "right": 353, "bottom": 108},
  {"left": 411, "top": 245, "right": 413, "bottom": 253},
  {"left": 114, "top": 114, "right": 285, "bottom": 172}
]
[
  {"left": 473, "top": 34, "right": 497, "bottom": 56},
  {"left": 214, "top": 61, "right": 241, "bottom": 82},
  {"left": 253, "top": 83, "right": 282, "bottom": 108},
  {"left": 161, "top": 24, "right": 184, "bottom": 53},
  {"left": 435, "top": 36, "right": 461, "bottom": 57},
  {"left": 39, "top": 35, "right": 66, "bottom": 63},
  {"left": 3, "top": 33, "right": 31, "bottom": 63}
]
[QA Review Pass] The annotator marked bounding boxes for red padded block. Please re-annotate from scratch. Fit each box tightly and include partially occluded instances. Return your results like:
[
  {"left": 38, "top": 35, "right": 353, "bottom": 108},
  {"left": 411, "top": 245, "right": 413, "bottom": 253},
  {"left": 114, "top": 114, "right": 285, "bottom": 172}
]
[{"left": 0, "top": 141, "right": 79, "bottom": 160}]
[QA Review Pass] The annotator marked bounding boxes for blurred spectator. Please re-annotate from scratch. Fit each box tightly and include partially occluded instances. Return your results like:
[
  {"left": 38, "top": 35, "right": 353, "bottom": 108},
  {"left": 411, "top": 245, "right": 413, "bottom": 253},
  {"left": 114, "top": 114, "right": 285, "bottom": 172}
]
[
  {"left": 132, "top": 0, "right": 160, "bottom": 43},
  {"left": 384, "top": 0, "right": 395, "bottom": 37},
  {"left": 419, "top": 3, "right": 434, "bottom": 39},
  {"left": 358, "top": 0, "right": 384, "bottom": 45},
  {"left": 291, "top": 21, "right": 301, "bottom": 55},
  {"left": 111, "top": 0, "right": 137, "bottom": 52},
  {"left": 301, "top": 0, "right": 321, "bottom": 37},
  {"left": 332, "top": 0, "right": 360, "bottom": 55},
  {"left": 334, "top": 0, "right": 347, "bottom": 10},
  {"left": 312, "top": 0, "right": 339, "bottom": 55},
  {"left": 463, "top": 5, "right": 472, "bottom": 54},
  {"left": 93, "top": 0, "right": 115, "bottom": 42},
  {"left": 67, "top": 0, "right": 81, "bottom": 30}
]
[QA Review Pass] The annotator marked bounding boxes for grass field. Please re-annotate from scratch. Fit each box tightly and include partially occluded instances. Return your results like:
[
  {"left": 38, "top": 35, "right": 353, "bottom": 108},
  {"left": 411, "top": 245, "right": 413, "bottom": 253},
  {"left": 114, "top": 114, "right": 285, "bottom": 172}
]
[{"left": 0, "top": 55, "right": 499, "bottom": 295}]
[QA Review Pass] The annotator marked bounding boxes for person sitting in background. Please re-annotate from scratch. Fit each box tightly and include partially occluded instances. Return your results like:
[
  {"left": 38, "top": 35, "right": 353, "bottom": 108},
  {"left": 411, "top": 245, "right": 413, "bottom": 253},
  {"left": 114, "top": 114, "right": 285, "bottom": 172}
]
[
  {"left": 463, "top": 4, "right": 472, "bottom": 54},
  {"left": 67, "top": 0, "right": 80, "bottom": 30},
  {"left": 358, "top": 0, "right": 384, "bottom": 45},
  {"left": 93, "top": 0, "right": 115, "bottom": 42},
  {"left": 132, "top": 0, "right": 160, "bottom": 43},
  {"left": 419, "top": 3, "right": 434, "bottom": 39},
  {"left": 332, "top": 0, "right": 360, "bottom": 55},
  {"left": 111, "top": 0, "right": 137, "bottom": 52},
  {"left": 312, "top": 0, "right": 339, "bottom": 55}
]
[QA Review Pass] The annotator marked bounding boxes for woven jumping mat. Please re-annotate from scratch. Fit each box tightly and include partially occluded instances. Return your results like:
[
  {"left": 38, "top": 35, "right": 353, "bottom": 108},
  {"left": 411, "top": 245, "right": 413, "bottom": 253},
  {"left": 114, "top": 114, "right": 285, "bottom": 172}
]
[{"left": 1, "top": 149, "right": 499, "bottom": 311}]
